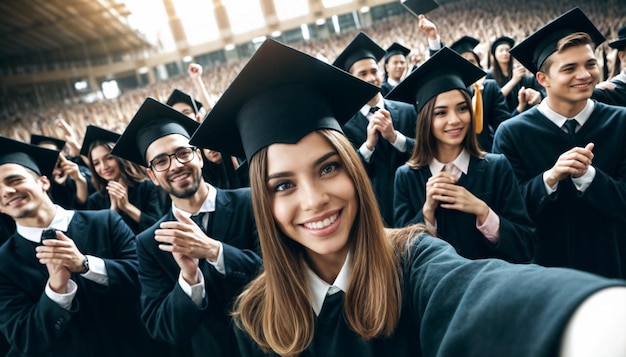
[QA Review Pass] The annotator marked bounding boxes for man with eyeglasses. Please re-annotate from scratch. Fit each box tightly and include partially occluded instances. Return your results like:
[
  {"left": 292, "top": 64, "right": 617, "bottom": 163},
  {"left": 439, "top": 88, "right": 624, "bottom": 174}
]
[{"left": 111, "top": 97, "right": 259, "bottom": 357}]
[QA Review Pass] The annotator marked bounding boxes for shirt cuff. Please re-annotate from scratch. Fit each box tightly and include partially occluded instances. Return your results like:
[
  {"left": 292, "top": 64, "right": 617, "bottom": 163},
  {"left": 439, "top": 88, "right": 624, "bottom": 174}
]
[
  {"left": 424, "top": 217, "right": 437, "bottom": 235},
  {"left": 391, "top": 131, "right": 407, "bottom": 152},
  {"left": 46, "top": 279, "right": 77, "bottom": 310},
  {"left": 543, "top": 171, "right": 558, "bottom": 194},
  {"left": 477, "top": 208, "right": 500, "bottom": 243},
  {"left": 178, "top": 269, "right": 206, "bottom": 306},
  {"left": 205, "top": 241, "right": 225, "bottom": 275},
  {"left": 570, "top": 165, "right": 596, "bottom": 192},
  {"left": 428, "top": 36, "right": 442, "bottom": 50},
  {"left": 358, "top": 143, "right": 374, "bottom": 162},
  {"left": 81, "top": 256, "right": 108, "bottom": 286}
]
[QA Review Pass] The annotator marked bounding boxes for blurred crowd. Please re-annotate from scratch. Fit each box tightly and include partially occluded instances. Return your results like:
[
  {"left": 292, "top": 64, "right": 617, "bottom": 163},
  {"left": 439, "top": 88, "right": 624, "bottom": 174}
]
[{"left": 1, "top": 0, "right": 624, "bottom": 144}]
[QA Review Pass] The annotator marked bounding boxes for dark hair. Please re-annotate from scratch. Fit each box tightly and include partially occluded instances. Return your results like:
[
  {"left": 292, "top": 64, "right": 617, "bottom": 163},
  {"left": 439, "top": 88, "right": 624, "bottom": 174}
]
[
  {"left": 87, "top": 140, "right": 147, "bottom": 196},
  {"left": 407, "top": 89, "right": 484, "bottom": 169}
]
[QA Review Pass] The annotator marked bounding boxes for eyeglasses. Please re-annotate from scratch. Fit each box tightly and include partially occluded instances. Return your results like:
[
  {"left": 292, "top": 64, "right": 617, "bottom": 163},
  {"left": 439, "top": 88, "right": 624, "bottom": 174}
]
[{"left": 149, "top": 146, "right": 197, "bottom": 172}]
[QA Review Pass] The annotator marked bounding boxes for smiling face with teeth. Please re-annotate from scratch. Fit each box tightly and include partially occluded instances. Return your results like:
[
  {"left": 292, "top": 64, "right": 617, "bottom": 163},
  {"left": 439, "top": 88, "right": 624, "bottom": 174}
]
[
  {"left": 265, "top": 131, "right": 357, "bottom": 267},
  {"left": 146, "top": 134, "right": 205, "bottom": 201},
  {"left": 0, "top": 163, "right": 51, "bottom": 220}
]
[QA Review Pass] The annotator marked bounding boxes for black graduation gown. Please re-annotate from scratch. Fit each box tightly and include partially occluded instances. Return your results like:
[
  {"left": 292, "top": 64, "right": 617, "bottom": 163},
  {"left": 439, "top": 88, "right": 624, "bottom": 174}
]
[
  {"left": 394, "top": 154, "right": 536, "bottom": 262},
  {"left": 0, "top": 210, "right": 168, "bottom": 357},
  {"left": 468, "top": 79, "right": 512, "bottom": 152},
  {"left": 234, "top": 235, "right": 624, "bottom": 357},
  {"left": 137, "top": 187, "right": 260, "bottom": 357},
  {"left": 485, "top": 70, "right": 546, "bottom": 112},
  {"left": 86, "top": 179, "right": 162, "bottom": 234},
  {"left": 342, "top": 99, "right": 417, "bottom": 226},
  {"left": 201, "top": 151, "right": 249, "bottom": 189},
  {"left": 380, "top": 80, "right": 394, "bottom": 97},
  {"left": 493, "top": 102, "right": 626, "bottom": 278},
  {"left": 592, "top": 79, "right": 626, "bottom": 107}
]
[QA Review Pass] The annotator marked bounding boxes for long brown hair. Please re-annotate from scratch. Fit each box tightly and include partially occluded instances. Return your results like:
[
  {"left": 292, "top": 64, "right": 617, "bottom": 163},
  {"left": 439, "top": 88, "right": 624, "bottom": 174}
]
[
  {"left": 87, "top": 140, "right": 148, "bottom": 196},
  {"left": 233, "top": 129, "right": 405, "bottom": 355},
  {"left": 407, "top": 89, "right": 485, "bottom": 170}
]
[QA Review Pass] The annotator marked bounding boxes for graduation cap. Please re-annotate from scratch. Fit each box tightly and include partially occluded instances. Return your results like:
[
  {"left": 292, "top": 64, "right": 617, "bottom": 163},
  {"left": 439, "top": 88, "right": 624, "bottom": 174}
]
[
  {"left": 166, "top": 89, "right": 203, "bottom": 115},
  {"left": 609, "top": 26, "right": 626, "bottom": 50},
  {"left": 490, "top": 36, "right": 515, "bottom": 56},
  {"left": 384, "top": 42, "right": 411, "bottom": 64},
  {"left": 188, "top": 39, "right": 379, "bottom": 161},
  {"left": 401, "top": 0, "right": 439, "bottom": 17},
  {"left": 111, "top": 97, "right": 200, "bottom": 167},
  {"left": 333, "top": 32, "right": 386, "bottom": 72},
  {"left": 450, "top": 36, "right": 480, "bottom": 55},
  {"left": 385, "top": 47, "right": 486, "bottom": 112},
  {"left": 30, "top": 134, "right": 66, "bottom": 151},
  {"left": 509, "top": 7, "right": 605, "bottom": 74},
  {"left": 0, "top": 136, "right": 59, "bottom": 178},
  {"left": 79, "top": 125, "right": 121, "bottom": 157}
]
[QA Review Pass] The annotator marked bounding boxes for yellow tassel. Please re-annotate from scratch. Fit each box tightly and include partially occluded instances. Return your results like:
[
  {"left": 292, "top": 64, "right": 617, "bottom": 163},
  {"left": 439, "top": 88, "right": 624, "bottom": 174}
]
[{"left": 472, "top": 82, "right": 483, "bottom": 134}]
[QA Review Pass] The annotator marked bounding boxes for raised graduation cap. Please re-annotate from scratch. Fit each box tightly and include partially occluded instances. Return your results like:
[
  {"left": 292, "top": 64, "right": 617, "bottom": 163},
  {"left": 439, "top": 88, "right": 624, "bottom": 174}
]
[
  {"left": 490, "top": 36, "right": 515, "bottom": 56},
  {"left": 0, "top": 136, "right": 59, "bottom": 178},
  {"left": 401, "top": 0, "right": 439, "bottom": 17},
  {"left": 385, "top": 47, "right": 486, "bottom": 112},
  {"left": 384, "top": 42, "right": 411, "bottom": 63},
  {"left": 30, "top": 134, "right": 66, "bottom": 150},
  {"left": 332, "top": 32, "right": 386, "bottom": 72},
  {"left": 509, "top": 7, "right": 605, "bottom": 74},
  {"left": 111, "top": 97, "right": 200, "bottom": 167},
  {"left": 166, "top": 89, "right": 204, "bottom": 114},
  {"left": 78, "top": 125, "right": 121, "bottom": 157},
  {"left": 609, "top": 26, "right": 626, "bottom": 50},
  {"left": 188, "top": 39, "right": 379, "bottom": 161}
]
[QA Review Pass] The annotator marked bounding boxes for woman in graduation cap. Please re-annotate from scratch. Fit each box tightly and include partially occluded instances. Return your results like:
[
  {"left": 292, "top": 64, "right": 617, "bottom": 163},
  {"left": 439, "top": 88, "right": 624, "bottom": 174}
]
[
  {"left": 80, "top": 125, "right": 163, "bottom": 233},
  {"left": 388, "top": 47, "right": 536, "bottom": 263},
  {"left": 486, "top": 36, "right": 545, "bottom": 112},
  {"left": 189, "top": 39, "right": 626, "bottom": 357}
]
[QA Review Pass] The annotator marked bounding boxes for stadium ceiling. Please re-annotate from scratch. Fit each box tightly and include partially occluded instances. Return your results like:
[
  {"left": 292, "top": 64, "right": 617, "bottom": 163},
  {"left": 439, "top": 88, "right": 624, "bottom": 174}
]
[{"left": 0, "top": 0, "right": 153, "bottom": 65}]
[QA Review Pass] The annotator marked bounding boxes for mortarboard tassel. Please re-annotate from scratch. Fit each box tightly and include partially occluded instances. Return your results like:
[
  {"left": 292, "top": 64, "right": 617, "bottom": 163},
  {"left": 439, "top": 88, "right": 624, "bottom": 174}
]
[{"left": 472, "top": 82, "right": 483, "bottom": 134}]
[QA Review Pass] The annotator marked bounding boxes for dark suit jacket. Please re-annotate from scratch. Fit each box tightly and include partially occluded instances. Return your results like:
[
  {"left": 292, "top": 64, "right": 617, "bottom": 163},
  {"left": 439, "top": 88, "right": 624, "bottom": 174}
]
[
  {"left": 137, "top": 187, "right": 260, "bottom": 357},
  {"left": 342, "top": 99, "right": 417, "bottom": 226},
  {"left": 0, "top": 210, "right": 167, "bottom": 357},
  {"left": 592, "top": 79, "right": 626, "bottom": 107}
]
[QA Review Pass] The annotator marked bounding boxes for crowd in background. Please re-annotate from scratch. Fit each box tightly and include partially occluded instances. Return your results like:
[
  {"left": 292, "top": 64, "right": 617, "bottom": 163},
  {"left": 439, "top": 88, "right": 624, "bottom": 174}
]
[{"left": 1, "top": 0, "right": 624, "bottom": 143}]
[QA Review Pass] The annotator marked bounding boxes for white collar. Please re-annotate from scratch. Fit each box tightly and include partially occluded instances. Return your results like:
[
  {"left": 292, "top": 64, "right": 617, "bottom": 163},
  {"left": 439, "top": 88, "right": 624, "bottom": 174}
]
[
  {"left": 537, "top": 98, "right": 595, "bottom": 128},
  {"left": 16, "top": 205, "right": 75, "bottom": 243},
  {"left": 171, "top": 182, "right": 217, "bottom": 218},
  {"left": 359, "top": 97, "right": 385, "bottom": 117},
  {"left": 387, "top": 77, "right": 401, "bottom": 86},
  {"left": 429, "top": 148, "right": 470, "bottom": 176},
  {"left": 306, "top": 252, "right": 351, "bottom": 316}
]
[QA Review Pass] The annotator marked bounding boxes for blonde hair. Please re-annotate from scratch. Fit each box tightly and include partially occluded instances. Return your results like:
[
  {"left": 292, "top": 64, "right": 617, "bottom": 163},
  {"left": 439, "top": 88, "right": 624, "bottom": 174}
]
[{"left": 233, "top": 129, "right": 406, "bottom": 355}]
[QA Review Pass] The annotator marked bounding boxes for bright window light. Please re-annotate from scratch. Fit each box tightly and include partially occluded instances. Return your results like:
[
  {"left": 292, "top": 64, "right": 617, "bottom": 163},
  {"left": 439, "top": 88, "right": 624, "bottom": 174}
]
[
  {"left": 102, "top": 80, "right": 121, "bottom": 99},
  {"left": 273, "top": 0, "right": 309, "bottom": 21},
  {"left": 222, "top": 0, "right": 265, "bottom": 35}
]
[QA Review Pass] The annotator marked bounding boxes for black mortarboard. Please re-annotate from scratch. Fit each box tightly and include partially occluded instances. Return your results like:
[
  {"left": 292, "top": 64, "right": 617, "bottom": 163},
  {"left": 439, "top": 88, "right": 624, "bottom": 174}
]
[
  {"left": 332, "top": 32, "right": 386, "bottom": 72},
  {"left": 189, "top": 39, "right": 379, "bottom": 160},
  {"left": 509, "top": 7, "right": 605, "bottom": 74},
  {"left": 166, "top": 89, "right": 203, "bottom": 114},
  {"left": 111, "top": 97, "right": 200, "bottom": 167},
  {"left": 609, "top": 26, "right": 626, "bottom": 50},
  {"left": 384, "top": 42, "right": 411, "bottom": 63},
  {"left": 0, "top": 136, "right": 59, "bottom": 178},
  {"left": 30, "top": 134, "right": 66, "bottom": 150},
  {"left": 490, "top": 36, "right": 515, "bottom": 56},
  {"left": 386, "top": 47, "right": 486, "bottom": 112},
  {"left": 450, "top": 36, "right": 480, "bottom": 55},
  {"left": 79, "top": 125, "right": 121, "bottom": 157},
  {"left": 401, "top": 0, "right": 439, "bottom": 17}
]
